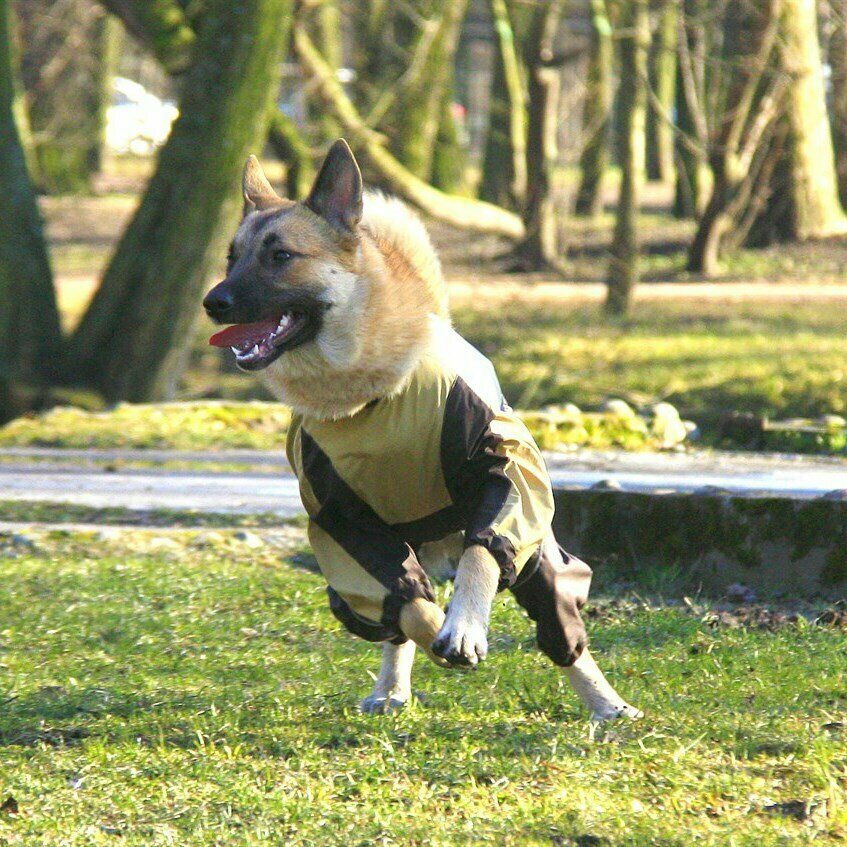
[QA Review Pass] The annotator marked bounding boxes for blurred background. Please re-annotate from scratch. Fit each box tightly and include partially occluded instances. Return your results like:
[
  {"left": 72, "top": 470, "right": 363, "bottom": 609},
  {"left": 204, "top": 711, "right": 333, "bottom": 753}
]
[{"left": 1, "top": 0, "right": 847, "bottom": 456}]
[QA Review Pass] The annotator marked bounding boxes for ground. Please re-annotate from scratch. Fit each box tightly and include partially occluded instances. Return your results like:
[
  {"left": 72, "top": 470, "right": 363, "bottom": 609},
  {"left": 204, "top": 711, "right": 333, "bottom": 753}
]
[
  {"left": 41, "top": 185, "right": 847, "bottom": 439},
  {"left": 0, "top": 527, "right": 845, "bottom": 846},
  {"left": 1, "top": 176, "right": 845, "bottom": 845}
]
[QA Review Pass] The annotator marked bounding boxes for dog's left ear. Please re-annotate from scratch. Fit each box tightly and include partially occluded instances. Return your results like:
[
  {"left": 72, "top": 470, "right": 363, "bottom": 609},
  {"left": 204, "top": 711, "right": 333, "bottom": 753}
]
[{"left": 304, "top": 139, "right": 363, "bottom": 233}]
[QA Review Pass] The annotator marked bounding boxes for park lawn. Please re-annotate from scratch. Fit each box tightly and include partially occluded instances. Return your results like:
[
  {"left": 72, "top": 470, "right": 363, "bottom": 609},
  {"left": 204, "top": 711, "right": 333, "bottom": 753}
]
[
  {"left": 0, "top": 531, "right": 845, "bottom": 846},
  {"left": 452, "top": 294, "right": 847, "bottom": 422}
]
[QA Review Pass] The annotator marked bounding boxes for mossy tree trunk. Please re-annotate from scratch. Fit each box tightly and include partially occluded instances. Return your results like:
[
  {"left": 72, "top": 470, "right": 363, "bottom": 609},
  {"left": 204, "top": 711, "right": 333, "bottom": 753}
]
[
  {"left": 267, "top": 109, "right": 315, "bottom": 200},
  {"left": 481, "top": 0, "right": 527, "bottom": 210},
  {"left": 575, "top": 0, "right": 613, "bottom": 217},
  {"left": 687, "top": 0, "right": 784, "bottom": 276},
  {"left": 98, "top": 0, "right": 195, "bottom": 74},
  {"left": 605, "top": 0, "right": 649, "bottom": 316},
  {"left": 0, "top": 0, "right": 62, "bottom": 413},
  {"left": 294, "top": 23, "right": 525, "bottom": 238},
  {"left": 388, "top": 0, "right": 470, "bottom": 182},
  {"left": 17, "top": 0, "right": 113, "bottom": 194},
  {"left": 68, "top": 0, "right": 293, "bottom": 402},
  {"left": 779, "top": 0, "right": 847, "bottom": 238},
  {"left": 512, "top": 0, "right": 566, "bottom": 270},
  {"left": 645, "top": 0, "right": 677, "bottom": 183}
]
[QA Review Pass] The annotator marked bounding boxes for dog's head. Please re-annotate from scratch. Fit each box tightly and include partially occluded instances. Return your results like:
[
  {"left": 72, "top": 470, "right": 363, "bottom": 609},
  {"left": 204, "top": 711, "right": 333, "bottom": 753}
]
[{"left": 204, "top": 139, "right": 366, "bottom": 373}]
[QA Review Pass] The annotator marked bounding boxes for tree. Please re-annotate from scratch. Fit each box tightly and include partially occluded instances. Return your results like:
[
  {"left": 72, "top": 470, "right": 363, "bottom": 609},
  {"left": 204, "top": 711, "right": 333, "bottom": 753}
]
[
  {"left": 16, "top": 0, "right": 114, "bottom": 193},
  {"left": 293, "top": 23, "right": 525, "bottom": 238},
  {"left": 829, "top": 0, "right": 847, "bottom": 207},
  {"left": 779, "top": 0, "right": 847, "bottom": 238},
  {"left": 672, "top": 0, "right": 712, "bottom": 218},
  {"left": 605, "top": 0, "right": 650, "bottom": 315},
  {"left": 480, "top": 0, "right": 527, "bottom": 209},
  {"left": 574, "top": 0, "right": 613, "bottom": 216},
  {"left": 67, "top": 0, "right": 294, "bottom": 402},
  {"left": 645, "top": 0, "right": 677, "bottom": 183},
  {"left": 511, "top": 0, "right": 567, "bottom": 270},
  {"left": 687, "top": 0, "right": 785, "bottom": 275},
  {"left": 388, "top": 0, "right": 470, "bottom": 183},
  {"left": 0, "top": 0, "right": 62, "bottom": 419}
]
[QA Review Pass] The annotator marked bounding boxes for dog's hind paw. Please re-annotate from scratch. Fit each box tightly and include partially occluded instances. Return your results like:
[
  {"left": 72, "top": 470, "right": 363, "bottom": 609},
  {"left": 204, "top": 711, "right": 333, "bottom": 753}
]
[
  {"left": 431, "top": 618, "right": 488, "bottom": 668},
  {"left": 360, "top": 693, "right": 410, "bottom": 714},
  {"left": 589, "top": 702, "right": 643, "bottom": 723}
]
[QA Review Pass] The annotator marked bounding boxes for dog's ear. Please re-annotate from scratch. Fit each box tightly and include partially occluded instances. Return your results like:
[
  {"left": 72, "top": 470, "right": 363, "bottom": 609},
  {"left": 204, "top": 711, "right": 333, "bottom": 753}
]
[
  {"left": 242, "top": 155, "right": 282, "bottom": 215},
  {"left": 304, "top": 139, "right": 363, "bottom": 232}
]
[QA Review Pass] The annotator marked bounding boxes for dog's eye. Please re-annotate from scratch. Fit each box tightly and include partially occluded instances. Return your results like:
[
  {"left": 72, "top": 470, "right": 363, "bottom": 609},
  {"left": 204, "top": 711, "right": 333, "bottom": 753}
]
[{"left": 272, "top": 249, "right": 292, "bottom": 264}]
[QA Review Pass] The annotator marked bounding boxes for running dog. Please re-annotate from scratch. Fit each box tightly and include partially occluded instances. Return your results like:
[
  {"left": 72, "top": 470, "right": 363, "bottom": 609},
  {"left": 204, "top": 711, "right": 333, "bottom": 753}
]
[{"left": 203, "top": 140, "right": 641, "bottom": 721}]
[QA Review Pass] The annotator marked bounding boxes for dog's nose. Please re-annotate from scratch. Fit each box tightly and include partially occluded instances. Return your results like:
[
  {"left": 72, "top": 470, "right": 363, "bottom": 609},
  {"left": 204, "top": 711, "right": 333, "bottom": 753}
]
[{"left": 203, "top": 286, "right": 235, "bottom": 319}]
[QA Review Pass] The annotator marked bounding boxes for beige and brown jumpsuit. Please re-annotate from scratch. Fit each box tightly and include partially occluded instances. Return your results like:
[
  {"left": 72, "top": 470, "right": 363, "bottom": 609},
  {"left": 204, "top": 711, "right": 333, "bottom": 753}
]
[{"left": 287, "top": 322, "right": 592, "bottom": 666}]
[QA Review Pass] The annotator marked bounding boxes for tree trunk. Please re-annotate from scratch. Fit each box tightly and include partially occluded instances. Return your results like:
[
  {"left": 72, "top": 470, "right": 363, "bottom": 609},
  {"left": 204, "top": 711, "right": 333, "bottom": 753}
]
[
  {"left": 480, "top": 0, "right": 527, "bottom": 209},
  {"left": 294, "top": 24, "right": 525, "bottom": 239},
  {"left": 389, "top": 0, "right": 470, "bottom": 181},
  {"left": 646, "top": 0, "right": 677, "bottom": 183},
  {"left": 512, "top": 0, "right": 565, "bottom": 270},
  {"left": 0, "top": 0, "right": 62, "bottom": 406},
  {"left": 780, "top": 0, "right": 847, "bottom": 238},
  {"left": 98, "top": 0, "right": 195, "bottom": 74},
  {"left": 267, "top": 109, "right": 315, "bottom": 200},
  {"left": 17, "top": 0, "right": 111, "bottom": 194},
  {"left": 672, "top": 0, "right": 711, "bottom": 218},
  {"left": 308, "top": 0, "right": 342, "bottom": 142},
  {"left": 830, "top": 0, "right": 847, "bottom": 207},
  {"left": 575, "top": 0, "right": 613, "bottom": 217},
  {"left": 431, "top": 98, "right": 466, "bottom": 194},
  {"left": 687, "top": 0, "right": 783, "bottom": 276},
  {"left": 68, "top": 0, "right": 293, "bottom": 402},
  {"left": 605, "top": 0, "right": 649, "bottom": 315}
]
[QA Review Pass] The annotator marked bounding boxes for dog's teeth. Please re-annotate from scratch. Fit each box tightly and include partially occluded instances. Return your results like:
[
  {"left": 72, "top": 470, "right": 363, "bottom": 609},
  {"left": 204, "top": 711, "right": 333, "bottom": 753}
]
[
  {"left": 231, "top": 346, "right": 240, "bottom": 355},
  {"left": 251, "top": 344, "right": 259, "bottom": 355}
]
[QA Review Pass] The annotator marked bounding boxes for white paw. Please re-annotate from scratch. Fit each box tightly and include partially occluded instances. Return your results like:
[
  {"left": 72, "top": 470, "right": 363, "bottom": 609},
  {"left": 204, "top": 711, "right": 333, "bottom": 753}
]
[
  {"left": 589, "top": 702, "right": 644, "bottom": 723},
  {"left": 359, "top": 693, "right": 410, "bottom": 714},
  {"left": 431, "top": 614, "right": 488, "bottom": 668}
]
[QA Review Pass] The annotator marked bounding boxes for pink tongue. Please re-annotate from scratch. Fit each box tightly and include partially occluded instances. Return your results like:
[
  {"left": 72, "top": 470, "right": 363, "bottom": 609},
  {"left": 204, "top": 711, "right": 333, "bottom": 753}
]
[{"left": 209, "top": 315, "right": 279, "bottom": 348}]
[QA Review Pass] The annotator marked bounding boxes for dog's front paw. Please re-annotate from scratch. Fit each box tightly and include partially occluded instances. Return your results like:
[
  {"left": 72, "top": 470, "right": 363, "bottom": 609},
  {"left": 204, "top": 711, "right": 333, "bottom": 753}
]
[
  {"left": 360, "top": 693, "right": 410, "bottom": 714},
  {"left": 431, "top": 616, "right": 488, "bottom": 668}
]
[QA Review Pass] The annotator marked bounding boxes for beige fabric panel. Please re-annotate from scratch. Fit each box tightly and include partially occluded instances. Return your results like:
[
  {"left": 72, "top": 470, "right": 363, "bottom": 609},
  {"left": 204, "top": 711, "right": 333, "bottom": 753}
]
[
  {"left": 302, "top": 357, "right": 454, "bottom": 524},
  {"left": 307, "top": 521, "right": 389, "bottom": 624},
  {"left": 487, "top": 413, "right": 555, "bottom": 575},
  {"left": 286, "top": 421, "right": 321, "bottom": 516}
]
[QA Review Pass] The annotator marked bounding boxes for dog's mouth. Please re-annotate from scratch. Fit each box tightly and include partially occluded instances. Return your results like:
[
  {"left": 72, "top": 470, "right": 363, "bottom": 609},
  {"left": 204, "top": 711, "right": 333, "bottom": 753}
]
[{"left": 208, "top": 309, "right": 318, "bottom": 371}]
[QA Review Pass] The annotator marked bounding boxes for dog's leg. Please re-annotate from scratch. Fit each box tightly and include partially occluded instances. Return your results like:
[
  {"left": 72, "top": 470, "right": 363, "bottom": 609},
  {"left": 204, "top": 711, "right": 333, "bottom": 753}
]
[
  {"left": 431, "top": 545, "right": 499, "bottom": 667},
  {"left": 360, "top": 640, "right": 417, "bottom": 713},
  {"left": 399, "top": 597, "right": 452, "bottom": 666},
  {"left": 562, "top": 647, "right": 643, "bottom": 722}
]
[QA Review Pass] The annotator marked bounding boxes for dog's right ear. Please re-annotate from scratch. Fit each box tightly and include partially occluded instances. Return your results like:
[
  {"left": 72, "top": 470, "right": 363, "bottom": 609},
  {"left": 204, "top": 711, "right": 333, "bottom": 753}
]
[{"left": 242, "top": 155, "right": 282, "bottom": 216}]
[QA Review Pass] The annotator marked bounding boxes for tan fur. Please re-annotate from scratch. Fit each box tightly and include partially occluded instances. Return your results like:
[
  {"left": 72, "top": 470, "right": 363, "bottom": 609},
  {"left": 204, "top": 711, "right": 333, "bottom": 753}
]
[{"left": 258, "top": 191, "right": 450, "bottom": 419}]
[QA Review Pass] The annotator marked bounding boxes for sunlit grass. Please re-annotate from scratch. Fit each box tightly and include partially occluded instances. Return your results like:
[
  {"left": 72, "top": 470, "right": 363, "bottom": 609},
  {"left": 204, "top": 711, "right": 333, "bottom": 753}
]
[{"left": 0, "top": 531, "right": 844, "bottom": 845}]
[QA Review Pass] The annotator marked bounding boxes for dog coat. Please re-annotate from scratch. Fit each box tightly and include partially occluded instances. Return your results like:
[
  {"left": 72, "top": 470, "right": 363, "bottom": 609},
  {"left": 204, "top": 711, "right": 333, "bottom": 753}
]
[{"left": 287, "top": 319, "right": 591, "bottom": 658}]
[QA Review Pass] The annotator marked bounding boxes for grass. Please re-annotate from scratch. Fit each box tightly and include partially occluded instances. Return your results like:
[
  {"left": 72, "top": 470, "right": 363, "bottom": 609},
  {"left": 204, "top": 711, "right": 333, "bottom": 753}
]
[
  {"left": 0, "top": 530, "right": 845, "bottom": 846},
  {"left": 0, "top": 399, "right": 691, "bottom": 453},
  {"left": 0, "top": 499, "right": 297, "bottom": 528},
  {"left": 453, "top": 297, "right": 847, "bottom": 426}
]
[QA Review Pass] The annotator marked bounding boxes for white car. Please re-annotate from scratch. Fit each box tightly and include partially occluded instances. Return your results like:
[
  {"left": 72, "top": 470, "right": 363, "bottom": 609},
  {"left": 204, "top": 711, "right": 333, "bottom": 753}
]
[{"left": 106, "top": 77, "right": 178, "bottom": 156}]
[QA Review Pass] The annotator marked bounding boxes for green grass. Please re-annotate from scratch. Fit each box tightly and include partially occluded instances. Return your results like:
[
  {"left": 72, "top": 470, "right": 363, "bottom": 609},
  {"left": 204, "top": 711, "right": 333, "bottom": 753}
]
[
  {"left": 0, "top": 499, "right": 297, "bottom": 528},
  {"left": 453, "top": 297, "right": 847, "bottom": 426},
  {"left": 1, "top": 531, "right": 845, "bottom": 845},
  {"left": 0, "top": 400, "right": 691, "bottom": 453}
]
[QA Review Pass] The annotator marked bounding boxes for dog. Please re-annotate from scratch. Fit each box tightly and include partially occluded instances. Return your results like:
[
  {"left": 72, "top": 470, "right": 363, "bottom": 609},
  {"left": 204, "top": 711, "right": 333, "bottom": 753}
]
[{"left": 203, "top": 139, "right": 641, "bottom": 722}]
